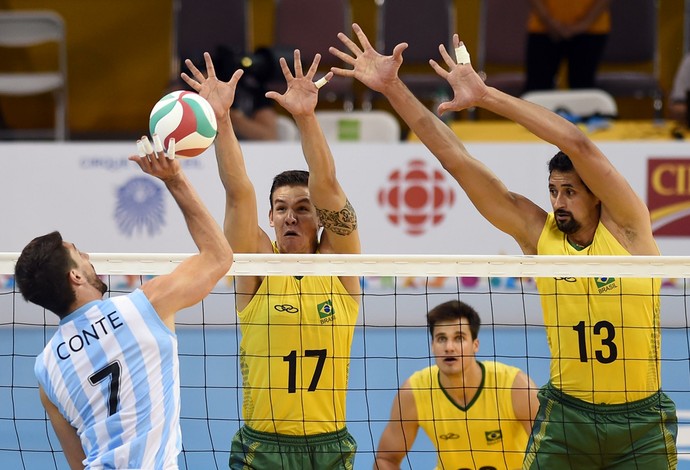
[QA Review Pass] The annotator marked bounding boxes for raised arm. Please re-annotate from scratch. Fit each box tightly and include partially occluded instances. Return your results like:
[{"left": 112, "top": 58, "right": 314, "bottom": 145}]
[
  {"left": 266, "top": 50, "right": 360, "bottom": 256},
  {"left": 330, "top": 24, "right": 545, "bottom": 254},
  {"left": 374, "top": 381, "right": 419, "bottom": 470},
  {"left": 129, "top": 137, "right": 233, "bottom": 330},
  {"left": 430, "top": 36, "right": 654, "bottom": 253},
  {"left": 182, "top": 53, "right": 273, "bottom": 255}
]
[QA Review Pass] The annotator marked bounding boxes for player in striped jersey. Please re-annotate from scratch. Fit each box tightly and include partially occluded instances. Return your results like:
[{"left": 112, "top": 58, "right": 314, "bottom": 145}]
[
  {"left": 375, "top": 301, "right": 538, "bottom": 470},
  {"left": 14, "top": 138, "right": 233, "bottom": 469}
]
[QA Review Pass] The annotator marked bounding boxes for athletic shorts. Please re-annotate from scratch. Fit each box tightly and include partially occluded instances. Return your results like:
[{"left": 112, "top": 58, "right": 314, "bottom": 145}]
[
  {"left": 229, "top": 425, "right": 356, "bottom": 469},
  {"left": 523, "top": 382, "right": 678, "bottom": 469}
]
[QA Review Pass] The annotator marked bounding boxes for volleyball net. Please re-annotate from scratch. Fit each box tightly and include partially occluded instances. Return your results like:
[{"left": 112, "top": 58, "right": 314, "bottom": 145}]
[{"left": 1, "top": 253, "right": 690, "bottom": 469}]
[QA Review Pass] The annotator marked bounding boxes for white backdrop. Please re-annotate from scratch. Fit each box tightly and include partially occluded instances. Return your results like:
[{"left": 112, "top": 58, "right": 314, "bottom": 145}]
[{"left": 1, "top": 140, "right": 689, "bottom": 255}]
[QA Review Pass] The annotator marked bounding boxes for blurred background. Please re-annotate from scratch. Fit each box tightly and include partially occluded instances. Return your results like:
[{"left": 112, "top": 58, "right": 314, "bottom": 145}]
[{"left": 0, "top": 0, "right": 686, "bottom": 140}]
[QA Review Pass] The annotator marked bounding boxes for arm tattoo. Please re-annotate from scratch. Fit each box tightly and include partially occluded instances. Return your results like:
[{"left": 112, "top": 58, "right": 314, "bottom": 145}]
[{"left": 316, "top": 199, "right": 358, "bottom": 236}]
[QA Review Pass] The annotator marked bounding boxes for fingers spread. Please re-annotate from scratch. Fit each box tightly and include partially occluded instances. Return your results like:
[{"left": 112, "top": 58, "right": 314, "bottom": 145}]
[
  {"left": 439, "top": 44, "right": 456, "bottom": 68},
  {"left": 306, "top": 53, "right": 321, "bottom": 79},
  {"left": 337, "top": 31, "right": 363, "bottom": 57},
  {"left": 180, "top": 73, "right": 201, "bottom": 91},
  {"left": 330, "top": 66, "right": 354, "bottom": 78},
  {"left": 185, "top": 58, "right": 205, "bottom": 81},
  {"left": 293, "top": 49, "right": 303, "bottom": 77},
  {"left": 352, "top": 23, "right": 372, "bottom": 50},
  {"left": 429, "top": 59, "right": 448, "bottom": 78},
  {"left": 203, "top": 52, "right": 216, "bottom": 77},
  {"left": 279, "top": 56, "right": 294, "bottom": 81}
]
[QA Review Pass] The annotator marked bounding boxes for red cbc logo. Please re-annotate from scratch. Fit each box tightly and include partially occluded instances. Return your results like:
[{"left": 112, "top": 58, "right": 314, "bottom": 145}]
[{"left": 378, "top": 159, "right": 456, "bottom": 235}]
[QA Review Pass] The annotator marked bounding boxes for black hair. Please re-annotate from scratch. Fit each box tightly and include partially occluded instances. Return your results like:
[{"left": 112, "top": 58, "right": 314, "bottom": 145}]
[
  {"left": 547, "top": 151, "right": 575, "bottom": 174},
  {"left": 427, "top": 300, "right": 481, "bottom": 340},
  {"left": 15, "top": 231, "right": 76, "bottom": 318},
  {"left": 269, "top": 170, "right": 309, "bottom": 208}
]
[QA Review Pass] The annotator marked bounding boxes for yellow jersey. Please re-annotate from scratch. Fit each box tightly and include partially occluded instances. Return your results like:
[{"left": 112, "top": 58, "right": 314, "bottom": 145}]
[
  {"left": 536, "top": 213, "right": 661, "bottom": 403},
  {"left": 238, "top": 269, "right": 359, "bottom": 435},
  {"left": 410, "top": 362, "right": 529, "bottom": 470},
  {"left": 528, "top": 0, "right": 610, "bottom": 34}
]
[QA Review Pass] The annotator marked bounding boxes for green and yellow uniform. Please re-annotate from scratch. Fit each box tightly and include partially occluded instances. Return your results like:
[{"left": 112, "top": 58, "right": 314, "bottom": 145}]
[
  {"left": 525, "top": 213, "right": 677, "bottom": 469},
  {"left": 229, "top": 244, "right": 359, "bottom": 469},
  {"left": 410, "top": 362, "right": 529, "bottom": 470}
]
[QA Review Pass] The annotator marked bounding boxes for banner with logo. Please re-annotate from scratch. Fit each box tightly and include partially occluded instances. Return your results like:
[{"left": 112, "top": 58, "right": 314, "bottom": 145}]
[{"left": 0, "top": 141, "right": 689, "bottom": 255}]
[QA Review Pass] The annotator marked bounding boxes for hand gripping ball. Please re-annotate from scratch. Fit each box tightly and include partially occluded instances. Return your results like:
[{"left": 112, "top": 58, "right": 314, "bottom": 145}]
[{"left": 149, "top": 90, "right": 217, "bottom": 158}]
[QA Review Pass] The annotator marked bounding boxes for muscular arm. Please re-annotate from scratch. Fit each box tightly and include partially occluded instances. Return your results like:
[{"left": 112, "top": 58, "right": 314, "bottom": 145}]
[
  {"left": 40, "top": 386, "right": 85, "bottom": 470},
  {"left": 330, "top": 25, "right": 545, "bottom": 253},
  {"left": 477, "top": 87, "right": 656, "bottom": 253},
  {"left": 129, "top": 150, "right": 233, "bottom": 329},
  {"left": 375, "top": 381, "right": 419, "bottom": 469},
  {"left": 182, "top": 53, "right": 273, "bottom": 304}
]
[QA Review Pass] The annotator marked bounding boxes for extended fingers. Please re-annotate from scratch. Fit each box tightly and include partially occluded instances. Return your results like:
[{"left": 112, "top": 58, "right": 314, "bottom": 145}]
[
  {"left": 184, "top": 58, "right": 205, "bottom": 82},
  {"left": 429, "top": 59, "right": 449, "bottom": 79},
  {"left": 228, "top": 69, "right": 244, "bottom": 88},
  {"left": 329, "top": 44, "right": 356, "bottom": 67},
  {"left": 279, "top": 56, "right": 295, "bottom": 81},
  {"left": 180, "top": 72, "right": 201, "bottom": 92},
  {"left": 306, "top": 53, "right": 321, "bottom": 79},
  {"left": 203, "top": 52, "right": 217, "bottom": 78},
  {"left": 293, "top": 49, "right": 303, "bottom": 77},
  {"left": 352, "top": 23, "right": 373, "bottom": 51},
  {"left": 336, "top": 31, "right": 363, "bottom": 58},
  {"left": 438, "top": 43, "right": 456, "bottom": 68}
]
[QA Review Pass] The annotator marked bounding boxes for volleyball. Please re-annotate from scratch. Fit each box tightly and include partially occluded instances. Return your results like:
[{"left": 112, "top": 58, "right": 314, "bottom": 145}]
[{"left": 149, "top": 90, "right": 217, "bottom": 158}]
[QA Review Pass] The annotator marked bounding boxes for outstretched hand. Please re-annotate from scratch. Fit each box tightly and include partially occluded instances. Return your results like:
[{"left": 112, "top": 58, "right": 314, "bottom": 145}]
[
  {"left": 181, "top": 52, "right": 243, "bottom": 121},
  {"left": 265, "top": 49, "right": 328, "bottom": 117},
  {"left": 329, "top": 23, "right": 406, "bottom": 93},
  {"left": 428, "top": 34, "right": 488, "bottom": 115},
  {"left": 129, "top": 135, "right": 182, "bottom": 183}
]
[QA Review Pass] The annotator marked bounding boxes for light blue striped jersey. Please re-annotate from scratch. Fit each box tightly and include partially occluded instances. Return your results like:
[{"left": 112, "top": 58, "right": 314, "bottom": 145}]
[{"left": 34, "top": 288, "right": 181, "bottom": 469}]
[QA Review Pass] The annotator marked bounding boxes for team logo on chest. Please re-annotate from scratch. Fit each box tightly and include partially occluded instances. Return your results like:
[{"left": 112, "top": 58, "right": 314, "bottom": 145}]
[
  {"left": 485, "top": 429, "right": 503, "bottom": 445},
  {"left": 595, "top": 277, "right": 617, "bottom": 293},
  {"left": 317, "top": 300, "right": 335, "bottom": 324}
]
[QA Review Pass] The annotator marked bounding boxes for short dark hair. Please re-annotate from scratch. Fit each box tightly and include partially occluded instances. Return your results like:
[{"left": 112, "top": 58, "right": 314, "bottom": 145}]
[
  {"left": 427, "top": 300, "right": 481, "bottom": 340},
  {"left": 547, "top": 151, "right": 592, "bottom": 193},
  {"left": 15, "top": 231, "right": 76, "bottom": 318},
  {"left": 548, "top": 151, "right": 574, "bottom": 174},
  {"left": 269, "top": 170, "right": 309, "bottom": 208}
]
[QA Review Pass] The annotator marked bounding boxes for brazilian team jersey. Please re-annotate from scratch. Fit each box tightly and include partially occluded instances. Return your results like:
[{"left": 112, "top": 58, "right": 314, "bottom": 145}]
[
  {"left": 536, "top": 213, "right": 661, "bottom": 403},
  {"left": 237, "top": 256, "right": 359, "bottom": 435},
  {"left": 410, "top": 362, "right": 529, "bottom": 470}
]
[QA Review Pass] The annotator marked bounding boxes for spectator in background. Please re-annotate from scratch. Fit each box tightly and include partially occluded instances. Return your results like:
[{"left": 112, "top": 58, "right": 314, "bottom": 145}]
[
  {"left": 525, "top": 0, "right": 611, "bottom": 92},
  {"left": 214, "top": 45, "right": 279, "bottom": 141},
  {"left": 668, "top": 54, "right": 690, "bottom": 126}
]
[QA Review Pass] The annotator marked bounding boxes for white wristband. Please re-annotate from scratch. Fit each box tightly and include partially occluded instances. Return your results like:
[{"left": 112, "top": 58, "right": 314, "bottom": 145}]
[{"left": 455, "top": 44, "right": 471, "bottom": 65}]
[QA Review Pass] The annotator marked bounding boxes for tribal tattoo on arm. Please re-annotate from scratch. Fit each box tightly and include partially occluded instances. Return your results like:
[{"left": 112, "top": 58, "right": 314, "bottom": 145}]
[{"left": 316, "top": 199, "right": 358, "bottom": 236}]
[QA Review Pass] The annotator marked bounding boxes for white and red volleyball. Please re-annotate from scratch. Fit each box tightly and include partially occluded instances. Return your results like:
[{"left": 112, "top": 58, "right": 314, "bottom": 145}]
[{"left": 149, "top": 90, "right": 217, "bottom": 158}]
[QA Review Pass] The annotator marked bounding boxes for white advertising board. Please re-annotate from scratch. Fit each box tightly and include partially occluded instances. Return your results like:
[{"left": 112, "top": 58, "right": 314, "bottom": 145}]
[{"left": 0, "top": 140, "right": 689, "bottom": 255}]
